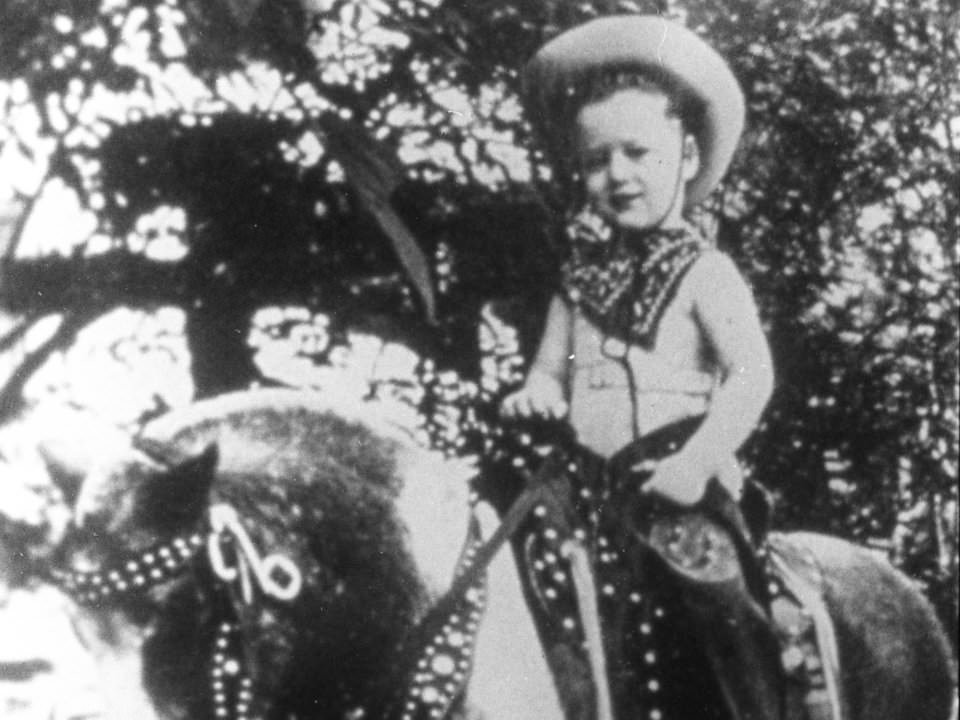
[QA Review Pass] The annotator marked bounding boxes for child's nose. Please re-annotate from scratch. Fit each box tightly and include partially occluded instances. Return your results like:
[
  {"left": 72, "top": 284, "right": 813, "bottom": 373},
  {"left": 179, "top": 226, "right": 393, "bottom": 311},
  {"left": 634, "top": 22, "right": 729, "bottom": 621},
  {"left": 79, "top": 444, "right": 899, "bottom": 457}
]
[{"left": 607, "top": 149, "right": 633, "bottom": 182}]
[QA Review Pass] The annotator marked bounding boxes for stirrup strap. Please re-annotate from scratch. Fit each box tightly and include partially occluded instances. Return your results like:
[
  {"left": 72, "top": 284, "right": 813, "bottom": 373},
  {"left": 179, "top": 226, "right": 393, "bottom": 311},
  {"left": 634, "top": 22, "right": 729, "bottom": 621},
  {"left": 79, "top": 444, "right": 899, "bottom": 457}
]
[
  {"left": 562, "top": 538, "right": 615, "bottom": 720},
  {"left": 767, "top": 551, "right": 845, "bottom": 720}
]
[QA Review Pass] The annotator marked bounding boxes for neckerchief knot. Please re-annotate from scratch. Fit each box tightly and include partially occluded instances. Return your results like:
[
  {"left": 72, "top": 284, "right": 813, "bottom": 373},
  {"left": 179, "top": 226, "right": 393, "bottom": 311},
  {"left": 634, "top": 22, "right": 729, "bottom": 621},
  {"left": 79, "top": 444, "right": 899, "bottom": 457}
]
[{"left": 560, "top": 209, "right": 708, "bottom": 349}]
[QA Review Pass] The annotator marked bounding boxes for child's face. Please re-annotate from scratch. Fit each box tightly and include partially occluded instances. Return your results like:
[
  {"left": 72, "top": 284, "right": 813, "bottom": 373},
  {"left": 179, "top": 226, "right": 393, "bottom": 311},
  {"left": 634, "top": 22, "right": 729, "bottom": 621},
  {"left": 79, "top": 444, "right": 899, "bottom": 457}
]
[{"left": 575, "top": 88, "right": 700, "bottom": 232}]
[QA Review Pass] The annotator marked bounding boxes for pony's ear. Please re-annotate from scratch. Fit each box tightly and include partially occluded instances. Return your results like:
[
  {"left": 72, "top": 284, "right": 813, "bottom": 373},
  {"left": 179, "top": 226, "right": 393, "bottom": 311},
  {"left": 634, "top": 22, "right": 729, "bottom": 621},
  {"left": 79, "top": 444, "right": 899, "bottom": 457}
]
[
  {"left": 133, "top": 436, "right": 212, "bottom": 471},
  {"left": 136, "top": 443, "right": 220, "bottom": 532},
  {"left": 169, "top": 443, "right": 219, "bottom": 484}
]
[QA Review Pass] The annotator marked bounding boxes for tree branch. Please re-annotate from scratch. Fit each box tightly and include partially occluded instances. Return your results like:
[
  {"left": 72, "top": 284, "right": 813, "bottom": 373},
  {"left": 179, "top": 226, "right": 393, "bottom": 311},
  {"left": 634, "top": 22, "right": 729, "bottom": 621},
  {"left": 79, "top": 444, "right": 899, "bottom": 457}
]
[
  {"left": 0, "top": 309, "right": 96, "bottom": 420},
  {"left": 1, "top": 254, "right": 188, "bottom": 313}
]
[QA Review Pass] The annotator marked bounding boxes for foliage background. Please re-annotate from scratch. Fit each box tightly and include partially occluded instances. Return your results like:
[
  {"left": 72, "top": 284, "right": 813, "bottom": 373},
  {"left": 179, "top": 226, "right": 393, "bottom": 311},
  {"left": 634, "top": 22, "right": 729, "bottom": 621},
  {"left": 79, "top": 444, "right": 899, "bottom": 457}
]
[{"left": 0, "top": 0, "right": 957, "bottom": 651}]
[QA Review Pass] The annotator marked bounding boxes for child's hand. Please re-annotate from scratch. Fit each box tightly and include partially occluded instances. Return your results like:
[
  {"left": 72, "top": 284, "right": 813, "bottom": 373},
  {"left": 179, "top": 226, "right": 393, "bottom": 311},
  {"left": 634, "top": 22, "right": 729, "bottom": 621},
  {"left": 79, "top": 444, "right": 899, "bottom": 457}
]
[
  {"left": 639, "top": 450, "right": 717, "bottom": 506},
  {"left": 500, "top": 370, "right": 568, "bottom": 420}
]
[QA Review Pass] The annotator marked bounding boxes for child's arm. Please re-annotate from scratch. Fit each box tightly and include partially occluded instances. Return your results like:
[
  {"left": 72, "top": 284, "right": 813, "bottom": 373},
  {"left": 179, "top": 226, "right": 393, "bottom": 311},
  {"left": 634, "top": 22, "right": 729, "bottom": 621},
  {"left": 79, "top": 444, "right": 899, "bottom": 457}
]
[
  {"left": 501, "top": 295, "right": 572, "bottom": 419},
  {"left": 643, "top": 253, "right": 774, "bottom": 505}
]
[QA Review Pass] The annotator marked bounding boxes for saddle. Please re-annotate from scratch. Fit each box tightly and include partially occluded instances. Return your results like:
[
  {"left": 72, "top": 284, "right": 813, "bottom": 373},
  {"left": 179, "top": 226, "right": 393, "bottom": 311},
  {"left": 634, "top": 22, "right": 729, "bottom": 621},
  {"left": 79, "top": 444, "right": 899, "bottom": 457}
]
[
  {"left": 643, "top": 508, "right": 845, "bottom": 720},
  {"left": 765, "top": 534, "right": 845, "bottom": 720},
  {"left": 511, "top": 417, "right": 845, "bottom": 720}
]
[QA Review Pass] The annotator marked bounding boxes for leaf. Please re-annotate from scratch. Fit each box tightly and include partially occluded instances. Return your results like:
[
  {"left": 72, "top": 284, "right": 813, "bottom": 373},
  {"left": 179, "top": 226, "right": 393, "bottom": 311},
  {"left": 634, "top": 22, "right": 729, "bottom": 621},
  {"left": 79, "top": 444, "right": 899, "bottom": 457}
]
[
  {"left": 318, "top": 115, "right": 436, "bottom": 322},
  {"left": 0, "top": 196, "right": 28, "bottom": 261},
  {"left": 219, "top": 0, "right": 265, "bottom": 29},
  {"left": 318, "top": 114, "right": 404, "bottom": 196}
]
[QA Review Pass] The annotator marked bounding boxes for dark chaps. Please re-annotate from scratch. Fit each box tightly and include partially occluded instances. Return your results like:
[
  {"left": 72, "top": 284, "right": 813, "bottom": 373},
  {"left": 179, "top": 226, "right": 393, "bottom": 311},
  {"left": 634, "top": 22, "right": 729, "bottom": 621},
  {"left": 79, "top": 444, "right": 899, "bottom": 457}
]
[{"left": 513, "top": 416, "right": 785, "bottom": 720}]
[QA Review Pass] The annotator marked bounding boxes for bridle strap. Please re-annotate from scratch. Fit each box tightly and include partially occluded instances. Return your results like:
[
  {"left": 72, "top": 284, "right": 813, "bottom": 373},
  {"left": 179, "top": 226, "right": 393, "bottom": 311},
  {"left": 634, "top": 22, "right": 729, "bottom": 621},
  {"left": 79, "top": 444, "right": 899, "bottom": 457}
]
[
  {"left": 53, "top": 504, "right": 302, "bottom": 720},
  {"left": 432, "top": 450, "right": 570, "bottom": 616},
  {"left": 393, "top": 451, "right": 571, "bottom": 720},
  {"left": 562, "top": 538, "right": 615, "bottom": 720}
]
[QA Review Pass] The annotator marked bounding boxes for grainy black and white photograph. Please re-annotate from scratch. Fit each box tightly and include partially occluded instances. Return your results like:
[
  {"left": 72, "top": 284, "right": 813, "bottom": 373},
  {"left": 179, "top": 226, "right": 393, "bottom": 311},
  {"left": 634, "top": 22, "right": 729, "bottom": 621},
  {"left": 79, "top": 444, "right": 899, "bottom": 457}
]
[{"left": 0, "top": 1, "right": 957, "bottom": 719}]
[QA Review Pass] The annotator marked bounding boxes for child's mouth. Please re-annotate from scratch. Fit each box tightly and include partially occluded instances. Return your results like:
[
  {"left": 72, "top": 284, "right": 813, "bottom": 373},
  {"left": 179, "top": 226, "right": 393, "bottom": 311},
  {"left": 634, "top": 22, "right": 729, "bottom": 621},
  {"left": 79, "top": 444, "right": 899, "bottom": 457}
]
[{"left": 611, "top": 194, "right": 643, "bottom": 211}]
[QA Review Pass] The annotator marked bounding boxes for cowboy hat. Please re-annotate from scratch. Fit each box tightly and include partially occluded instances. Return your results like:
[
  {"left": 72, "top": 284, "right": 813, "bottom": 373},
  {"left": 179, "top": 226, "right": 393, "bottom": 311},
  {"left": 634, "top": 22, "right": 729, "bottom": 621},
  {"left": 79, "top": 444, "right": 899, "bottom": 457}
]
[{"left": 522, "top": 15, "right": 745, "bottom": 208}]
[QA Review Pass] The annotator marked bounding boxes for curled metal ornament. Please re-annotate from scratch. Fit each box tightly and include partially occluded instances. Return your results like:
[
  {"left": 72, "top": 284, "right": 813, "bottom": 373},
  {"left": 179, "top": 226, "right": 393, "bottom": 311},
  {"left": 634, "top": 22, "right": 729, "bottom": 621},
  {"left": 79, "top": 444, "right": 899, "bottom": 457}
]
[{"left": 646, "top": 512, "right": 740, "bottom": 584}]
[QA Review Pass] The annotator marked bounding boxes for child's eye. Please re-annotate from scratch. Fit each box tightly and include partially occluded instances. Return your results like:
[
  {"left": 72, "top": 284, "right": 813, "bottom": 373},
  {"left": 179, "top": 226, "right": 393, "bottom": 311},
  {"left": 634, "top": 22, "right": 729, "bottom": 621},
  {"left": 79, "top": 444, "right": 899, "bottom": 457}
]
[
  {"left": 623, "top": 145, "right": 648, "bottom": 161},
  {"left": 580, "top": 150, "right": 607, "bottom": 172}
]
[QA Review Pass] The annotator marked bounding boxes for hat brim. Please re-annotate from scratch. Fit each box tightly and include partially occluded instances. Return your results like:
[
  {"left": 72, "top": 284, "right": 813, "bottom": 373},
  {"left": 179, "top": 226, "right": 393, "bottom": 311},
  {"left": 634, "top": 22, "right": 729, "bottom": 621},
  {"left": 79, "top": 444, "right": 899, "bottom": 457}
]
[{"left": 522, "top": 15, "right": 744, "bottom": 209}]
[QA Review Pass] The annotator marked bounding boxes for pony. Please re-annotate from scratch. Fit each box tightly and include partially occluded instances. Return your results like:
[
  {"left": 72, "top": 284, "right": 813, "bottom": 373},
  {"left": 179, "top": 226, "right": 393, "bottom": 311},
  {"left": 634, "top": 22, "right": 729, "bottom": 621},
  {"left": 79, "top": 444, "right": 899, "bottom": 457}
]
[
  {"left": 22, "top": 388, "right": 956, "bottom": 720},
  {"left": 32, "top": 389, "right": 562, "bottom": 720}
]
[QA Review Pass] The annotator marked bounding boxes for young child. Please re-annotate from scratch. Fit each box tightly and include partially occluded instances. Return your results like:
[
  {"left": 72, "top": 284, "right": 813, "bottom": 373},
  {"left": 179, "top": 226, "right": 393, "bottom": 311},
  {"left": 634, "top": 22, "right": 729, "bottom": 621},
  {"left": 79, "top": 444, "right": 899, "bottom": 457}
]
[
  {"left": 502, "top": 16, "right": 773, "bottom": 510},
  {"left": 501, "top": 15, "right": 787, "bottom": 720}
]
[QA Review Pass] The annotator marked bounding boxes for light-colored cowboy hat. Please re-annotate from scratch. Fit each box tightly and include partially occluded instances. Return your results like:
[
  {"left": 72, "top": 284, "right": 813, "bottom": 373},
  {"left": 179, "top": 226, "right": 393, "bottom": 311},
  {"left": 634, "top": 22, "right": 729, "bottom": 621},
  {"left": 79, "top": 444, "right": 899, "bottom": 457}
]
[{"left": 522, "top": 15, "right": 745, "bottom": 208}]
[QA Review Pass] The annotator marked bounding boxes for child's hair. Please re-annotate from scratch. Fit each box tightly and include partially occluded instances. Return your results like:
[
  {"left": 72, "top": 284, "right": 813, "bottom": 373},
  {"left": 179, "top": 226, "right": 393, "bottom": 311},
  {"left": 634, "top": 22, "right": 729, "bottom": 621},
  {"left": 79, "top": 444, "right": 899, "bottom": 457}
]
[{"left": 569, "top": 65, "right": 705, "bottom": 141}]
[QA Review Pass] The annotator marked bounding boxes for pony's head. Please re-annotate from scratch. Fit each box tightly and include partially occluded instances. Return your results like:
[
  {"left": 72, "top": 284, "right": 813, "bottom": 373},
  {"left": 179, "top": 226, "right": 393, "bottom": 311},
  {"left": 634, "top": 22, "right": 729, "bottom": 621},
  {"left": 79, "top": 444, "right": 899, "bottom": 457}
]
[
  {"left": 20, "top": 390, "right": 476, "bottom": 720},
  {"left": 65, "top": 441, "right": 219, "bottom": 572}
]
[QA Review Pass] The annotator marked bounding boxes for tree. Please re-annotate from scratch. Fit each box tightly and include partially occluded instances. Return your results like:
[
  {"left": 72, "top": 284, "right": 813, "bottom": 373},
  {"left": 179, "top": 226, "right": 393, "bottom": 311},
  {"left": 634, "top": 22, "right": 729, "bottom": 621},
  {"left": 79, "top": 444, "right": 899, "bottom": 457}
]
[{"left": 691, "top": 0, "right": 958, "bottom": 637}]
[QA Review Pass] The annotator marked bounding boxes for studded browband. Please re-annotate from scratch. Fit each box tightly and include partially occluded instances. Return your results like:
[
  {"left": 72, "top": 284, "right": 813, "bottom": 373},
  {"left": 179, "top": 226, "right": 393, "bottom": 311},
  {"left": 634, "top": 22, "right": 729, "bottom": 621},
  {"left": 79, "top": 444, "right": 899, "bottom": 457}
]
[
  {"left": 52, "top": 503, "right": 303, "bottom": 604},
  {"left": 53, "top": 532, "right": 205, "bottom": 603}
]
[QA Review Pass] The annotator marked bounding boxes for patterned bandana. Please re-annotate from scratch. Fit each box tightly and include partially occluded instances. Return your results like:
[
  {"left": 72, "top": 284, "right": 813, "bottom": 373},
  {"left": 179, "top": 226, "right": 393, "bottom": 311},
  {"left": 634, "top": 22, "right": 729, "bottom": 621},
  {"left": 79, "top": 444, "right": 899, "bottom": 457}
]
[{"left": 559, "top": 209, "right": 708, "bottom": 349}]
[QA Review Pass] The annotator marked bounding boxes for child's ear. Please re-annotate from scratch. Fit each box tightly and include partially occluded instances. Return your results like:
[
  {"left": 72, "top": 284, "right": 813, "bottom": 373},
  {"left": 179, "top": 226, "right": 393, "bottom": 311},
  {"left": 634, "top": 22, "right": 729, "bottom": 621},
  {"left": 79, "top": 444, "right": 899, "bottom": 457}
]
[{"left": 681, "top": 133, "right": 701, "bottom": 182}]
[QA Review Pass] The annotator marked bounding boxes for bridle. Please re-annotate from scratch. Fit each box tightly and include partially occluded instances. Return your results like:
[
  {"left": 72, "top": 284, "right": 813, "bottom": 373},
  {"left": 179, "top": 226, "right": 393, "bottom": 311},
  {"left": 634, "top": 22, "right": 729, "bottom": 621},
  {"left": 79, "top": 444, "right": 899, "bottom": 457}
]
[
  {"left": 52, "top": 502, "right": 302, "bottom": 720},
  {"left": 54, "top": 531, "right": 206, "bottom": 604},
  {"left": 47, "top": 454, "right": 592, "bottom": 720},
  {"left": 49, "top": 495, "right": 494, "bottom": 720}
]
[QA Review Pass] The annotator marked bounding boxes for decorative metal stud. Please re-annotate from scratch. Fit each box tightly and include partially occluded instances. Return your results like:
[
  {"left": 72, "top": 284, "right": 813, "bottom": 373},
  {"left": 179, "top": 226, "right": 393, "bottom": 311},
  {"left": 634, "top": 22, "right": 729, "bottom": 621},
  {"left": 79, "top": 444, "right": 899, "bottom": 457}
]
[{"left": 210, "top": 621, "right": 252, "bottom": 720}]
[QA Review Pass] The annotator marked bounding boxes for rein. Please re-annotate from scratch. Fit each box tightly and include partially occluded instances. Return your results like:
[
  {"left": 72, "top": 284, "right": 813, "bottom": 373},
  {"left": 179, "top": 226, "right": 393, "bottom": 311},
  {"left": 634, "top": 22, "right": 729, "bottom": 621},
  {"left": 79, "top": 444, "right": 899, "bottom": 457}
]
[
  {"left": 52, "top": 502, "right": 302, "bottom": 720},
  {"left": 386, "top": 448, "right": 577, "bottom": 720},
  {"left": 397, "top": 447, "right": 613, "bottom": 720}
]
